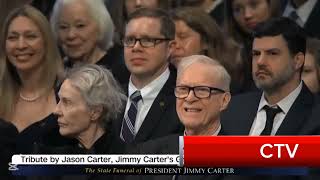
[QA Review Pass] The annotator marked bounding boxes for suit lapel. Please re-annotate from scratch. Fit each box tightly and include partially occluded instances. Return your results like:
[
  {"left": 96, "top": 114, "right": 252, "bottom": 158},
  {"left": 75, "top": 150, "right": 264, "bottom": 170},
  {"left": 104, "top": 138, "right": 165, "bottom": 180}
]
[
  {"left": 134, "top": 71, "right": 176, "bottom": 142},
  {"left": 239, "top": 93, "right": 262, "bottom": 135},
  {"left": 305, "top": 1, "right": 320, "bottom": 26},
  {"left": 276, "top": 83, "right": 315, "bottom": 135},
  {"left": 221, "top": 92, "right": 262, "bottom": 135}
]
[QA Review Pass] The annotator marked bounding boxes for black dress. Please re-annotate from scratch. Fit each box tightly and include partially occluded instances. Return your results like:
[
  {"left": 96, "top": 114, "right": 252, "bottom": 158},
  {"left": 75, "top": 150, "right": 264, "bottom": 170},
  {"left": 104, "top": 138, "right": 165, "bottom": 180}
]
[
  {"left": 32, "top": 132, "right": 115, "bottom": 180},
  {"left": 64, "top": 45, "right": 130, "bottom": 88},
  {"left": 0, "top": 118, "right": 18, "bottom": 176},
  {"left": 42, "top": 132, "right": 115, "bottom": 154},
  {"left": 96, "top": 45, "right": 130, "bottom": 87},
  {"left": 15, "top": 88, "right": 76, "bottom": 154}
]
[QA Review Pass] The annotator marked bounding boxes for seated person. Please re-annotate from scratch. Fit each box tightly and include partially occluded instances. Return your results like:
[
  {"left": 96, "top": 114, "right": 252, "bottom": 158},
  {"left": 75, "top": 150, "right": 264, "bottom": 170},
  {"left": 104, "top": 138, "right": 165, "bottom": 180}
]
[
  {"left": 126, "top": 55, "right": 231, "bottom": 180},
  {"left": 0, "top": 5, "right": 70, "bottom": 154},
  {"left": 51, "top": 64, "right": 126, "bottom": 153},
  {"left": 132, "top": 54, "right": 231, "bottom": 151},
  {"left": 302, "top": 37, "right": 320, "bottom": 94},
  {"left": 170, "top": 7, "right": 245, "bottom": 94},
  {"left": 51, "top": 0, "right": 129, "bottom": 85}
]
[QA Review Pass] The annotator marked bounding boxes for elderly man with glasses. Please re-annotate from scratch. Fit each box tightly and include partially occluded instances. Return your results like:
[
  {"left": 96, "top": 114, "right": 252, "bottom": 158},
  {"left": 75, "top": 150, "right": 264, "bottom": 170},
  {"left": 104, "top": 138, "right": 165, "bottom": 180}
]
[
  {"left": 175, "top": 55, "right": 231, "bottom": 136},
  {"left": 123, "top": 55, "right": 232, "bottom": 180},
  {"left": 112, "top": 8, "right": 183, "bottom": 150}
]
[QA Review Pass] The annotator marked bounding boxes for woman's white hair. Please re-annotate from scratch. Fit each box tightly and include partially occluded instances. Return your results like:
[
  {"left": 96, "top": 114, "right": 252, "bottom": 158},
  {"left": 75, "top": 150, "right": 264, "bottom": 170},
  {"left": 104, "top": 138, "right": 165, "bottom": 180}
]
[
  {"left": 50, "top": 0, "right": 114, "bottom": 50},
  {"left": 177, "top": 55, "right": 231, "bottom": 91},
  {"left": 66, "top": 64, "right": 126, "bottom": 129}
]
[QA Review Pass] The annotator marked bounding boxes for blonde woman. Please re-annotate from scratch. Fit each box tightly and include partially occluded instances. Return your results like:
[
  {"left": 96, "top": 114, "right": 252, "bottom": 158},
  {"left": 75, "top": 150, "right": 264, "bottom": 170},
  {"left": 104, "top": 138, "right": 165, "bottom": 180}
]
[{"left": 0, "top": 5, "right": 70, "bottom": 153}]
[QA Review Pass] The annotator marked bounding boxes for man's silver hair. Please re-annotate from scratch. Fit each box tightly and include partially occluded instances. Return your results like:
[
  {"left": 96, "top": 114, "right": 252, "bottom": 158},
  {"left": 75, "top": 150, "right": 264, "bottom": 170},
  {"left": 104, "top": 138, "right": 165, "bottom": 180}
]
[
  {"left": 177, "top": 55, "right": 231, "bottom": 91},
  {"left": 50, "top": 0, "right": 114, "bottom": 50},
  {"left": 66, "top": 64, "right": 126, "bottom": 129}
]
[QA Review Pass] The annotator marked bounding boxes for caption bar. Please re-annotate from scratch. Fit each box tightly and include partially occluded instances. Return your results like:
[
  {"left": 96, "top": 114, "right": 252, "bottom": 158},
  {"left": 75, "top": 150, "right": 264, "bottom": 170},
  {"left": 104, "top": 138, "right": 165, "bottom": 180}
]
[{"left": 12, "top": 154, "right": 180, "bottom": 165}]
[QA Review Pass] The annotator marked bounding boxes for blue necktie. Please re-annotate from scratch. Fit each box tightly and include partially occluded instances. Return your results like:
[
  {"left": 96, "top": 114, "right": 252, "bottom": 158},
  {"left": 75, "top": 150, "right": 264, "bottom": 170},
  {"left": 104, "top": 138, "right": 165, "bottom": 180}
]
[{"left": 120, "top": 91, "right": 142, "bottom": 142}]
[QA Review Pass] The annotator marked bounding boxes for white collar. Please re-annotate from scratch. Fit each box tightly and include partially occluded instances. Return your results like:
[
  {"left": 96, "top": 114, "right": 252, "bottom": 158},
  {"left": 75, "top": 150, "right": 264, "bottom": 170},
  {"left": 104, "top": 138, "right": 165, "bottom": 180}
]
[
  {"left": 128, "top": 68, "right": 170, "bottom": 102},
  {"left": 184, "top": 123, "right": 221, "bottom": 136},
  {"left": 258, "top": 82, "right": 303, "bottom": 114},
  {"left": 284, "top": 0, "right": 317, "bottom": 24}
]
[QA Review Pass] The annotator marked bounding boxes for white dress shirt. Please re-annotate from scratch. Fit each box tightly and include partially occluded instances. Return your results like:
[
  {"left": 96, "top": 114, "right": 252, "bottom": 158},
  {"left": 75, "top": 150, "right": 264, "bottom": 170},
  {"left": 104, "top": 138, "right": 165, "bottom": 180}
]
[
  {"left": 249, "top": 82, "right": 303, "bottom": 135},
  {"left": 282, "top": 0, "right": 317, "bottom": 27},
  {"left": 125, "top": 68, "right": 170, "bottom": 134}
]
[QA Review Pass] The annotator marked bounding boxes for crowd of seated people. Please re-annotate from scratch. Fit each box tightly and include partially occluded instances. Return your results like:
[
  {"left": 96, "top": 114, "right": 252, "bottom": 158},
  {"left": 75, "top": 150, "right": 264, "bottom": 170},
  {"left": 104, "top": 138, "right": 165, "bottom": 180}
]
[{"left": 0, "top": 0, "right": 320, "bottom": 179}]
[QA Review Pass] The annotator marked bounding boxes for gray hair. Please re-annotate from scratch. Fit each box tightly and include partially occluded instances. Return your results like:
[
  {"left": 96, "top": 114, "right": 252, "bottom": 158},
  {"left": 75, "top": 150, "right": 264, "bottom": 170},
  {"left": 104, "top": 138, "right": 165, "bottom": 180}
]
[
  {"left": 50, "top": 0, "right": 114, "bottom": 50},
  {"left": 177, "top": 55, "right": 231, "bottom": 91},
  {"left": 66, "top": 64, "right": 126, "bottom": 129}
]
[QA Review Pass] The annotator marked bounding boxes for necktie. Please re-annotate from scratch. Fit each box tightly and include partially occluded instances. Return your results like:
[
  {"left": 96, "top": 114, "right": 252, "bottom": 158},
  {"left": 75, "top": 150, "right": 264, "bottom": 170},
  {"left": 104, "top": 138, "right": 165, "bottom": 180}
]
[
  {"left": 261, "top": 105, "right": 282, "bottom": 135},
  {"left": 120, "top": 91, "right": 142, "bottom": 142}
]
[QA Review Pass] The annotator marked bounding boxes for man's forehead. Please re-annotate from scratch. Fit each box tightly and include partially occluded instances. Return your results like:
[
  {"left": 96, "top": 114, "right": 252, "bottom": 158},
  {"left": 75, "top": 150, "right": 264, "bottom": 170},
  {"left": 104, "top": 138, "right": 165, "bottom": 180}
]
[
  {"left": 125, "top": 17, "right": 162, "bottom": 36},
  {"left": 253, "top": 35, "right": 287, "bottom": 50},
  {"left": 126, "top": 17, "right": 161, "bottom": 28},
  {"left": 178, "top": 64, "right": 218, "bottom": 83}
]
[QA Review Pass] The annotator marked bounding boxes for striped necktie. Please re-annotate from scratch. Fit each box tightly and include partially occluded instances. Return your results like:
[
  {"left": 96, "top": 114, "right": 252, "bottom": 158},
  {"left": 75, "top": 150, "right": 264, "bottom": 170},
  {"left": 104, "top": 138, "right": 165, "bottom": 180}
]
[{"left": 120, "top": 90, "right": 142, "bottom": 142}]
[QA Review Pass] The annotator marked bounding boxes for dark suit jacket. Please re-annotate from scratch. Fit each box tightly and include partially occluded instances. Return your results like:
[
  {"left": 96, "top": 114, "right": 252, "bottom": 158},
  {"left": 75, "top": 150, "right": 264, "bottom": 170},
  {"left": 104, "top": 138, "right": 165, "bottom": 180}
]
[
  {"left": 112, "top": 69, "right": 184, "bottom": 152},
  {"left": 221, "top": 83, "right": 319, "bottom": 135},
  {"left": 299, "top": 103, "right": 320, "bottom": 135},
  {"left": 280, "top": 0, "right": 320, "bottom": 38},
  {"left": 130, "top": 127, "right": 225, "bottom": 154},
  {"left": 124, "top": 130, "right": 225, "bottom": 180}
]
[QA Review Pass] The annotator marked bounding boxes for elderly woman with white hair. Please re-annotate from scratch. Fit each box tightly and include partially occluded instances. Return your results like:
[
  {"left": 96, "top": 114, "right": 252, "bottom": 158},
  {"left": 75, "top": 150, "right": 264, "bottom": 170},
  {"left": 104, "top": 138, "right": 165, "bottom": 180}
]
[
  {"left": 53, "top": 64, "right": 126, "bottom": 152},
  {"left": 51, "top": 0, "right": 129, "bottom": 86}
]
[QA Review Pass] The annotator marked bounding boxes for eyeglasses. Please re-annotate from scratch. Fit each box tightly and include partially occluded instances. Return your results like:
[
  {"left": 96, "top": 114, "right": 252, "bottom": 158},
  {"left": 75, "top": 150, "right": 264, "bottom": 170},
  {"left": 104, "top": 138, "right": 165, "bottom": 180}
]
[
  {"left": 122, "top": 37, "right": 171, "bottom": 48},
  {"left": 174, "top": 86, "right": 225, "bottom": 99}
]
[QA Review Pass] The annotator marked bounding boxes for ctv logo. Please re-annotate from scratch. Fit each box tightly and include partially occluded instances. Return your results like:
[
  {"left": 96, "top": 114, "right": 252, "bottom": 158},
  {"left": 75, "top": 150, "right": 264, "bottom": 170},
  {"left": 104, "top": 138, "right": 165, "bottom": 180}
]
[{"left": 260, "top": 144, "right": 299, "bottom": 158}]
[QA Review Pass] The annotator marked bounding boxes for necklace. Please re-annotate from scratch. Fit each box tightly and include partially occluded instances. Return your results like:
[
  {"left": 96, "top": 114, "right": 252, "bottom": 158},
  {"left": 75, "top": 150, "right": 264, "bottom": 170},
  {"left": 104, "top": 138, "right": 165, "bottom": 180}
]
[{"left": 19, "top": 92, "right": 41, "bottom": 102}]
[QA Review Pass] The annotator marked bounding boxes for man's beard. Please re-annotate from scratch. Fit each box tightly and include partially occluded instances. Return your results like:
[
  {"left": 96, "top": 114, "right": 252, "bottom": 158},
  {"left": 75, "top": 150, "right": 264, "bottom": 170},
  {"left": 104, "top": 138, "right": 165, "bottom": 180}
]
[{"left": 253, "top": 65, "right": 295, "bottom": 94}]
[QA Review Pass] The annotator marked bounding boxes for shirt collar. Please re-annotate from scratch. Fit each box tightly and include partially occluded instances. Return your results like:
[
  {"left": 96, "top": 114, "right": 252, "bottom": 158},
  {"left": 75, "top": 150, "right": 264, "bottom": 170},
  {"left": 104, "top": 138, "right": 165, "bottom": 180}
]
[
  {"left": 128, "top": 68, "right": 170, "bottom": 102},
  {"left": 258, "top": 81, "right": 303, "bottom": 114},
  {"left": 285, "top": 0, "right": 317, "bottom": 24},
  {"left": 184, "top": 123, "right": 221, "bottom": 136}
]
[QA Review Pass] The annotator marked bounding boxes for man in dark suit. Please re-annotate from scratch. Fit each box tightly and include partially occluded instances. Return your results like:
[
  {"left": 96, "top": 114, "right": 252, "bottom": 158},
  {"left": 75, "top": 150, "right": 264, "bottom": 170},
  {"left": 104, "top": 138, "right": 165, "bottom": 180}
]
[
  {"left": 222, "top": 17, "right": 319, "bottom": 136},
  {"left": 281, "top": 0, "right": 320, "bottom": 38},
  {"left": 112, "top": 8, "right": 183, "bottom": 149}
]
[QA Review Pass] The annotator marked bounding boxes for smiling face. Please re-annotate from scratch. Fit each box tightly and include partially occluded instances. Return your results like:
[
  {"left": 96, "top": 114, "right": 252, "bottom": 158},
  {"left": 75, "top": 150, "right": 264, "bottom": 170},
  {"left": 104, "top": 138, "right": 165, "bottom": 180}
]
[
  {"left": 5, "top": 16, "right": 45, "bottom": 72},
  {"left": 176, "top": 63, "right": 230, "bottom": 135},
  {"left": 57, "top": 1, "right": 100, "bottom": 61},
  {"left": 54, "top": 79, "right": 93, "bottom": 138},
  {"left": 232, "top": 0, "right": 271, "bottom": 33}
]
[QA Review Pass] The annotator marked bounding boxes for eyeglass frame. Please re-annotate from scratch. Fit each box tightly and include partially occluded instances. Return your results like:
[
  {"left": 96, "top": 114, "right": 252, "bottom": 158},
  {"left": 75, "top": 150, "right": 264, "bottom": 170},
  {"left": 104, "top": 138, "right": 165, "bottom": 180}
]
[
  {"left": 122, "top": 36, "right": 172, "bottom": 48},
  {"left": 174, "top": 86, "right": 226, "bottom": 99}
]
